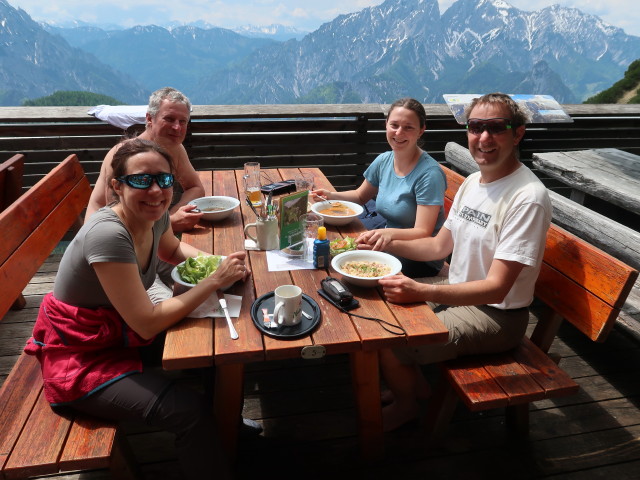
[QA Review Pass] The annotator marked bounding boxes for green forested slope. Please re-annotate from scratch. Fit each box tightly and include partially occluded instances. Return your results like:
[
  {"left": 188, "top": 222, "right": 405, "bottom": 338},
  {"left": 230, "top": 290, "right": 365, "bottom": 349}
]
[
  {"left": 584, "top": 60, "right": 640, "bottom": 104},
  {"left": 22, "top": 91, "right": 124, "bottom": 106}
]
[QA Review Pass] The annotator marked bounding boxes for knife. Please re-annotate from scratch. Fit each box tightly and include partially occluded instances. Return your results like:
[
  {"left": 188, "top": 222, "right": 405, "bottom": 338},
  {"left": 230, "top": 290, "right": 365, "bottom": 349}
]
[{"left": 218, "top": 296, "right": 239, "bottom": 340}]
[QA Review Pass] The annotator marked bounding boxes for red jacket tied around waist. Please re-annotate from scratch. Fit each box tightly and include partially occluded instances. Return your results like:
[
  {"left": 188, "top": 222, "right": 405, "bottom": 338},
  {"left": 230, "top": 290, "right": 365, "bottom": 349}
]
[{"left": 24, "top": 292, "right": 154, "bottom": 405}]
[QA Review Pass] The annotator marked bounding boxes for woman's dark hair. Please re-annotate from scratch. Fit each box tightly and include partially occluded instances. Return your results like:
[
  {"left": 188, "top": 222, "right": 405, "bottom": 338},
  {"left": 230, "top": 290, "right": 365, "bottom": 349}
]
[
  {"left": 387, "top": 98, "right": 427, "bottom": 129},
  {"left": 464, "top": 92, "right": 529, "bottom": 127},
  {"left": 108, "top": 138, "right": 174, "bottom": 201}
]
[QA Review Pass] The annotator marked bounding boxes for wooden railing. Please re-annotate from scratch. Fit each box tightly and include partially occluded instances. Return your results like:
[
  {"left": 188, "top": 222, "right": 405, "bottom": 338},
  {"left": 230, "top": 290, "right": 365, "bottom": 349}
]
[{"left": 1, "top": 104, "right": 640, "bottom": 193}]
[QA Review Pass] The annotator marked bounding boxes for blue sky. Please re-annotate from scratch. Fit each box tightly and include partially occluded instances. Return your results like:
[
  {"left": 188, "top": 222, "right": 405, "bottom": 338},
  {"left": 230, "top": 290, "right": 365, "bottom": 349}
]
[{"left": 7, "top": 0, "right": 640, "bottom": 36}]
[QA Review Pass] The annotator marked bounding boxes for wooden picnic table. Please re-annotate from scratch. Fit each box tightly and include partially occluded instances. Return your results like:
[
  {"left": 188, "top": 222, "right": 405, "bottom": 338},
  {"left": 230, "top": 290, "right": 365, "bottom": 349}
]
[
  {"left": 162, "top": 167, "right": 448, "bottom": 461},
  {"left": 532, "top": 148, "right": 640, "bottom": 215}
]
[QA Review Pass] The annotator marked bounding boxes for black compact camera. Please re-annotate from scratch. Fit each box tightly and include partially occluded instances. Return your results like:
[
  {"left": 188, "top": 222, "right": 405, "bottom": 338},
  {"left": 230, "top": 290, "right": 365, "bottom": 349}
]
[
  {"left": 260, "top": 179, "right": 296, "bottom": 195},
  {"left": 319, "top": 277, "right": 359, "bottom": 310}
]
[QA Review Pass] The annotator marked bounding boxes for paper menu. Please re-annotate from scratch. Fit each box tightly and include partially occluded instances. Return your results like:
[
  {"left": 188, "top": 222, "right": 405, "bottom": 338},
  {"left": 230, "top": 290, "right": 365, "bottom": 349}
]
[{"left": 278, "top": 190, "right": 309, "bottom": 251}]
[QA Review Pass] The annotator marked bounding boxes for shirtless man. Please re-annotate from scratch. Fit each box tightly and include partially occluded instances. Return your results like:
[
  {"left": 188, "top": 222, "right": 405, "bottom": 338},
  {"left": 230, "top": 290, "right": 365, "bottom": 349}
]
[{"left": 85, "top": 87, "right": 204, "bottom": 232}]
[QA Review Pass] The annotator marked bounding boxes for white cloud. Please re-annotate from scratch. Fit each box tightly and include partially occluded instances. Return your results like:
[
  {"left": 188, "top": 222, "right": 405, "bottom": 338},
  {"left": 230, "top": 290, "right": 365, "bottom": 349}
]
[{"left": 6, "top": 0, "right": 640, "bottom": 35}]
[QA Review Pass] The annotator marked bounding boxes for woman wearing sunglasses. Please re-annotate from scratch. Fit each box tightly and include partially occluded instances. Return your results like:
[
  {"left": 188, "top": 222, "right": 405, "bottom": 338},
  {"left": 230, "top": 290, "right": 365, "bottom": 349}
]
[
  {"left": 376, "top": 93, "right": 552, "bottom": 431},
  {"left": 311, "top": 97, "right": 447, "bottom": 278},
  {"left": 25, "top": 139, "right": 250, "bottom": 479}
]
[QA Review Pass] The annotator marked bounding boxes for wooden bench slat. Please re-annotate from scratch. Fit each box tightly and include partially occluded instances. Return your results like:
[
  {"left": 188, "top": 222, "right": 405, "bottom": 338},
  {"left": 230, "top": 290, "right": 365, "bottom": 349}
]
[
  {"left": 443, "top": 358, "right": 509, "bottom": 411},
  {"left": 541, "top": 226, "right": 637, "bottom": 309},
  {"left": 536, "top": 263, "right": 621, "bottom": 343},
  {"left": 59, "top": 415, "right": 117, "bottom": 471},
  {"left": 3, "top": 391, "right": 72, "bottom": 479},
  {"left": 513, "top": 337, "right": 579, "bottom": 397},
  {"left": 484, "top": 351, "right": 547, "bottom": 405},
  {"left": 0, "top": 354, "right": 42, "bottom": 468}
]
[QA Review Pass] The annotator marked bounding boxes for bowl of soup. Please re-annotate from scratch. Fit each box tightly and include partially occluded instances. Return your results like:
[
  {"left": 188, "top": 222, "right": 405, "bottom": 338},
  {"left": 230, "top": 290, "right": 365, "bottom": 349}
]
[
  {"left": 311, "top": 200, "right": 363, "bottom": 226},
  {"left": 331, "top": 250, "right": 402, "bottom": 287},
  {"left": 189, "top": 196, "right": 240, "bottom": 221}
]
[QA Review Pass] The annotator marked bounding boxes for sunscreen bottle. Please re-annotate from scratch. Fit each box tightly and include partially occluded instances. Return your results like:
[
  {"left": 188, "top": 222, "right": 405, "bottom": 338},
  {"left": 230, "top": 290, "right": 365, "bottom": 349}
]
[{"left": 313, "top": 226, "right": 330, "bottom": 269}]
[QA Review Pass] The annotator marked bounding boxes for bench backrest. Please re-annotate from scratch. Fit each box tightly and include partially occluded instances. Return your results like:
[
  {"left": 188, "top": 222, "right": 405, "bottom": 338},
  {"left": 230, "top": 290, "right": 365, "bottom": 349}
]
[
  {"left": 0, "top": 154, "right": 91, "bottom": 320},
  {"left": 0, "top": 154, "right": 25, "bottom": 212},
  {"left": 439, "top": 162, "right": 638, "bottom": 346}
]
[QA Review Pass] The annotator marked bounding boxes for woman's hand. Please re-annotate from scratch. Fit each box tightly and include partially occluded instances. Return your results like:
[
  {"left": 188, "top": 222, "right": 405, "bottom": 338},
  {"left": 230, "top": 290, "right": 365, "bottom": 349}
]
[
  {"left": 356, "top": 229, "right": 393, "bottom": 251},
  {"left": 378, "top": 274, "right": 428, "bottom": 304},
  {"left": 206, "top": 251, "right": 250, "bottom": 288},
  {"left": 310, "top": 188, "right": 333, "bottom": 202},
  {"left": 170, "top": 204, "right": 203, "bottom": 233}
]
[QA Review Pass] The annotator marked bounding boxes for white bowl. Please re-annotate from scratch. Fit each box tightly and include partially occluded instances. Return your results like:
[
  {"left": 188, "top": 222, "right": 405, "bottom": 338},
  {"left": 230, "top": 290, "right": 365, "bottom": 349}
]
[
  {"left": 189, "top": 196, "right": 240, "bottom": 221},
  {"left": 331, "top": 250, "right": 402, "bottom": 287},
  {"left": 171, "top": 255, "right": 230, "bottom": 294},
  {"left": 311, "top": 200, "right": 363, "bottom": 226}
]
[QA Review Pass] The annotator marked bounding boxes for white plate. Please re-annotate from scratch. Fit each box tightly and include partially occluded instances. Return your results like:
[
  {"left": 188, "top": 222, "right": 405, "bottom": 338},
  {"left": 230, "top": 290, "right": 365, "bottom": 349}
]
[{"left": 331, "top": 250, "right": 402, "bottom": 287}]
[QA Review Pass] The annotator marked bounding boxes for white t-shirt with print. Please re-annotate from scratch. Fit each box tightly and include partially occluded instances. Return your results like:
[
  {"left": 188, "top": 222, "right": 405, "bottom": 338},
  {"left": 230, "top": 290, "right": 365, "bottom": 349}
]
[{"left": 444, "top": 164, "right": 552, "bottom": 309}]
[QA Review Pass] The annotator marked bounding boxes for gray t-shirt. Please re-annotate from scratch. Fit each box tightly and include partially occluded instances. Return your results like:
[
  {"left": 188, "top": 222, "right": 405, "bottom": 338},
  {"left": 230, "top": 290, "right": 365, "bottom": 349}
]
[{"left": 53, "top": 207, "right": 170, "bottom": 308}]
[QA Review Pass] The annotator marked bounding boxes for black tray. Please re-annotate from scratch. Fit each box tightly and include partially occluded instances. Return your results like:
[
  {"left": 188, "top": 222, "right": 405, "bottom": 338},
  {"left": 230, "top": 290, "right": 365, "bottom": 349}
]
[{"left": 251, "top": 292, "right": 321, "bottom": 339}]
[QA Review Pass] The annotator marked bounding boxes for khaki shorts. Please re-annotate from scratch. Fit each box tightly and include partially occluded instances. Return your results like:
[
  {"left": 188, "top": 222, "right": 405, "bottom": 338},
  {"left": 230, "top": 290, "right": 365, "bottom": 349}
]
[{"left": 394, "top": 277, "right": 529, "bottom": 365}]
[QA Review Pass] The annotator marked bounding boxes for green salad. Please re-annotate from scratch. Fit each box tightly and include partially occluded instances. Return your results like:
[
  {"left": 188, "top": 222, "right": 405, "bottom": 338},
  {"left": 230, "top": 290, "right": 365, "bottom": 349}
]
[
  {"left": 177, "top": 254, "right": 223, "bottom": 285},
  {"left": 330, "top": 236, "right": 357, "bottom": 257}
]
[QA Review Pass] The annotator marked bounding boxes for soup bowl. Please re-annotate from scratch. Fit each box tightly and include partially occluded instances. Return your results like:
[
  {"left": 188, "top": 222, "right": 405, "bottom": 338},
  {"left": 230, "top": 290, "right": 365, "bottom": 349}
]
[
  {"left": 189, "top": 196, "right": 240, "bottom": 221},
  {"left": 331, "top": 250, "right": 402, "bottom": 287},
  {"left": 311, "top": 200, "right": 363, "bottom": 226}
]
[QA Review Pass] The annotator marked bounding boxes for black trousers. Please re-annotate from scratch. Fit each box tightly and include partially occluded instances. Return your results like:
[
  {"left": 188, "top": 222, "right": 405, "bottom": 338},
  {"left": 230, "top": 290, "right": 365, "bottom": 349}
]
[{"left": 70, "top": 369, "right": 231, "bottom": 480}]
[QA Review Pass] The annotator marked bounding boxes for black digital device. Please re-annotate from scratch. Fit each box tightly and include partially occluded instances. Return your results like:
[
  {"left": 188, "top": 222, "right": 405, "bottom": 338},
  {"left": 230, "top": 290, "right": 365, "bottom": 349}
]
[
  {"left": 318, "top": 277, "right": 359, "bottom": 311},
  {"left": 260, "top": 179, "right": 296, "bottom": 195}
]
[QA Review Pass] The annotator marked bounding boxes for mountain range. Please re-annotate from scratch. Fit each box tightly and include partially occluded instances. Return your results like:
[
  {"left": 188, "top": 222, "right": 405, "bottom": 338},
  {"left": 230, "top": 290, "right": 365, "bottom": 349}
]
[
  {"left": 0, "top": 0, "right": 147, "bottom": 105},
  {"left": 1, "top": 0, "right": 639, "bottom": 106}
]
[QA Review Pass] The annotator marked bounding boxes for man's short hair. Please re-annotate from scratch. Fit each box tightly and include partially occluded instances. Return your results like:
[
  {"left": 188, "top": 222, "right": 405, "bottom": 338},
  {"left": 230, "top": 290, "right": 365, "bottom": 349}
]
[
  {"left": 464, "top": 93, "right": 529, "bottom": 127},
  {"left": 147, "top": 87, "right": 192, "bottom": 120}
]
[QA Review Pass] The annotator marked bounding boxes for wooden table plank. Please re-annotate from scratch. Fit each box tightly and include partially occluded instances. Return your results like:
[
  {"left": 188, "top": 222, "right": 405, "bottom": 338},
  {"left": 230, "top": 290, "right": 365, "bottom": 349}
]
[{"left": 533, "top": 148, "right": 640, "bottom": 215}]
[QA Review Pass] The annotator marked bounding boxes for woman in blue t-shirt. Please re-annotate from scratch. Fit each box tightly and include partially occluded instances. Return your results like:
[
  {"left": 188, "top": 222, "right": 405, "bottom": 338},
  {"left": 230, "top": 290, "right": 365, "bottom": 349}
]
[{"left": 312, "top": 98, "right": 447, "bottom": 277}]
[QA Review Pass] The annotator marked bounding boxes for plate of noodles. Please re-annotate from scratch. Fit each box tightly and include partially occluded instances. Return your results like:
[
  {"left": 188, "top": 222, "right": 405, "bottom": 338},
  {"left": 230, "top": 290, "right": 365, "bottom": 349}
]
[{"left": 331, "top": 250, "right": 402, "bottom": 287}]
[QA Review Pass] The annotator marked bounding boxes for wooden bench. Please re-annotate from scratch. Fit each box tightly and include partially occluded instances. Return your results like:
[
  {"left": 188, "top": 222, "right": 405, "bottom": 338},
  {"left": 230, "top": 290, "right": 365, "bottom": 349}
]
[
  {"left": 422, "top": 159, "right": 639, "bottom": 441},
  {"left": 0, "top": 155, "right": 139, "bottom": 479}
]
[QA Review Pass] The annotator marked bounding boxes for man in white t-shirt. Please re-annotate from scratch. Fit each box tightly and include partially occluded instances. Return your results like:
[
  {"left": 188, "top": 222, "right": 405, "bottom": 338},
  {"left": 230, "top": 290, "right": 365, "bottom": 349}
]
[{"left": 377, "top": 93, "right": 552, "bottom": 431}]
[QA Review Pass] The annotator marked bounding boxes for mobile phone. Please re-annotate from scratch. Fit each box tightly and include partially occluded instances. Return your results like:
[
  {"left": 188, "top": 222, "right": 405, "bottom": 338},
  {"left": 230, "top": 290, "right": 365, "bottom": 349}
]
[{"left": 260, "top": 180, "right": 296, "bottom": 195}]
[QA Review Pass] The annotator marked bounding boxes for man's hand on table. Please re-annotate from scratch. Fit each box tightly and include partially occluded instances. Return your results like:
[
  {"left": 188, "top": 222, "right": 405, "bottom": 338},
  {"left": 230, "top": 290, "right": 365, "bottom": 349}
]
[
  {"left": 379, "top": 274, "right": 428, "bottom": 304},
  {"left": 171, "top": 204, "right": 203, "bottom": 232}
]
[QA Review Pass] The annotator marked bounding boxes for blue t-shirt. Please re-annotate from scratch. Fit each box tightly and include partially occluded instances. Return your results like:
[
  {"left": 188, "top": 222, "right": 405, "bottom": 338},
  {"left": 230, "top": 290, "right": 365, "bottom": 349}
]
[{"left": 364, "top": 151, "right": 446, "bottom": 231}]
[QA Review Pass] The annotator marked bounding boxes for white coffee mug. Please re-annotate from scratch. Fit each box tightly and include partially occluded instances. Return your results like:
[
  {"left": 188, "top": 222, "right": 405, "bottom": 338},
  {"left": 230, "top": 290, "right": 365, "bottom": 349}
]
[
  {"left": 244, "top": 217, "right": 279, "bottom": 250},
  {"left": 272, "top": 285, "right": 303, "bottom": 326}
]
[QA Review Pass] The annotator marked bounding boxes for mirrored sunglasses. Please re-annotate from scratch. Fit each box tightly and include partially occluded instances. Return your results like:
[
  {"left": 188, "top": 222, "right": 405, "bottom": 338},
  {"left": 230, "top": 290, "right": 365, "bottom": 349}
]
[
  {"left": 117, "top": 173, "right": 175, "bottom": 189},
  {"left": 466, "top": 118, "right": 512, "bottom": 136}
]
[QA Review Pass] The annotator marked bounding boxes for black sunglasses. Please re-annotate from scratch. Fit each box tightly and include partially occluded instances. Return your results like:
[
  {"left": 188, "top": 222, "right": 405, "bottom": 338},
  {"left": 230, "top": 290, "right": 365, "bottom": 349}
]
[
  {"left": 117, "top": 173, "right": 175, "bottom": 189},
  {"left": 466, "top": 117, "right": 513, "bottom": 136}
]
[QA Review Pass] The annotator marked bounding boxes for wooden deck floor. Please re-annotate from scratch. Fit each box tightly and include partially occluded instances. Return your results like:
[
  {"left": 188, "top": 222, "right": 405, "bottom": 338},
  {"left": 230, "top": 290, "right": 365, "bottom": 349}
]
[{"left": 2, "top": 253, "right": 640, "bottom": 480}]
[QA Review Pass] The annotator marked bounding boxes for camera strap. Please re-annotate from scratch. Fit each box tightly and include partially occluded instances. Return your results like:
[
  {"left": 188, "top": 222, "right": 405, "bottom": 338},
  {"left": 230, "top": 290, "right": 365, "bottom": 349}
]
[{"left": 318, "top": 289, "right": 406, "bottom": 336}]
